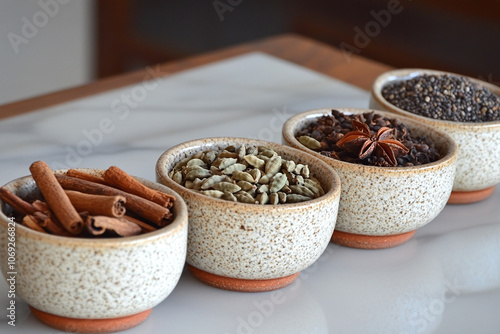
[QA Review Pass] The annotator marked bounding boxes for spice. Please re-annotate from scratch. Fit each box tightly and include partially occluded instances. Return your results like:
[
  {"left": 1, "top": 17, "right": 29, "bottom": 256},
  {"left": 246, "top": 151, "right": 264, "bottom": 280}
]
[
  {"left": 103, "top": 166, "right": 175, "bottom": 208},
  {"left": 0, "top": 186, "right": 38, "bottom": 216},
  {"left": 169, "top": 145, "right": 325, "bottom": 204},
  {"left": 22, "top": 215, "right": 47, "bottom": 233},
  {"left": 66, "top": 168, "right": 108, "bottom": 185},
  {"left": 29, "top": 161, "right": 84, "bottom": 235},
  {"left": 296, "top": 110, "right": 441, "bottom": 167},
  {"left": 0, "top": 164, "right": 175, "bottom": 238},
  {"left": 336, "top": 119, "right": 409, "bottom": 167},
  {"left": 64, "top": 190, "right": 126, "bottom": 217},
  {"left": 56, "top": 174, "right": 173, "bottom": 227},
  {"left": 85, "top": 216, "right": 142, "bottom": 237},
  {"left": 381, "top": 74, "right": 500, "bottom": 122}
]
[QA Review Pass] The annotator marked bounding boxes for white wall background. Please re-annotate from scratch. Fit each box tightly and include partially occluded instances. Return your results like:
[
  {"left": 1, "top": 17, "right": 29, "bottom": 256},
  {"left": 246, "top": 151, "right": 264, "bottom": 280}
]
[{"left": 0, "top": 0, "right": 94, "bottom": 105}]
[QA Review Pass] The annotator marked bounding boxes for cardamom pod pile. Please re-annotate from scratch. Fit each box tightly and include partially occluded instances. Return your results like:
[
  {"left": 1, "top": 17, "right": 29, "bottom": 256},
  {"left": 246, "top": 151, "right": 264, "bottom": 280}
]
[{"left": 168, "top": 145, "right": 325, "bottom": 204}]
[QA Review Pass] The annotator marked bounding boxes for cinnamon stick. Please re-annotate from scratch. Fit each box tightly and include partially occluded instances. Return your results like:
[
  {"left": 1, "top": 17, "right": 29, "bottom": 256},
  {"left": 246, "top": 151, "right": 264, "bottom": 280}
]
[
  {"left": 55, "top": 174, "right": 173, "bottom": 226},
  {"left": 29, "top": 161, "right": 83, "bottom": 235},
  {"left": 22, "top": 215, "right": 47, "bottom": 233},
  {"left": 32, "top": 200, "right": 50, "bottom": 215},
  {"left": 66, "top": 169, "right": 108, "bottom": 185},
  {"left": 30, "top": 200, "right": 74, "bottom": 236},
  {"left": 0, "top": 189, "right": 67, "bottom": 236},
  {"left": 103, "top": 166, "right": 175, "bottom": 208},
  {"left": 122, "top": 215, "right": 157, "bottom": 233},
  {"left": 65, "top": 190, "right": 126, "bottom": 217},
  {"left": 32, "top": 211, "right": 72, "bottom": 237},
  {"left": 0, "top": 186, "right": 37, "bottom": 215},
  {"left": 85, "top": 215, "right": 142, "bottom": 237}
]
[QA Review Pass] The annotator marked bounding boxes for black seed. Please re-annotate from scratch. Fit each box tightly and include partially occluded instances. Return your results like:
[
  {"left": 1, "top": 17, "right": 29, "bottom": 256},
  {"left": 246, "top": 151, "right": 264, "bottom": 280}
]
[{"left": 382, "top": 74, "right": 500, "bottom": 122}]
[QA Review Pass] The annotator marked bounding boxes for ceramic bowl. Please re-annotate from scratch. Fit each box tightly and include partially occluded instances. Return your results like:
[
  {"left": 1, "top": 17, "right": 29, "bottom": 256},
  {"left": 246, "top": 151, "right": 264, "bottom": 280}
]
[
  {"left": 282, "top": 108, "right": 458, "bottom": 249},
  {"left": 0, "top": 169, "right": 188, "bottom": 333},
  {"left": 156, "top": 137, "right": 341, "bottom": 292},
  {"left": 370, "top": 68, "right": 500, "bottom": 204}
]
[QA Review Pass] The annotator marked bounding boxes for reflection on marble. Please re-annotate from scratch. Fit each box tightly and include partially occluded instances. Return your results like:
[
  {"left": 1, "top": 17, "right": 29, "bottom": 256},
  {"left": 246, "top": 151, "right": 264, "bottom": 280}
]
[
  {"left": 315, "top": 244, "right": 445, "bottom": 334},
  {"left": 425, "top": 223, "right": 500, "bottom": 293},
  {"left": 0, "top": 53, "right": 499, "bottom": 334}
]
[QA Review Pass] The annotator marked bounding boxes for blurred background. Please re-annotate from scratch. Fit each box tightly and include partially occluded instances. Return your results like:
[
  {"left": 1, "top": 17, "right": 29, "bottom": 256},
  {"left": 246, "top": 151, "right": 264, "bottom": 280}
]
[{"left": 0, "top": 0, "right": 499, "bottom": 106}]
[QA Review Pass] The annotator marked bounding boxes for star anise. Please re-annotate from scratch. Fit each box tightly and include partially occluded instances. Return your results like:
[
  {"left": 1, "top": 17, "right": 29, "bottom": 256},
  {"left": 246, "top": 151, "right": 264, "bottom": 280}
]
[{"left": 336, "top": 119, "right": 409, "bottom": 166}]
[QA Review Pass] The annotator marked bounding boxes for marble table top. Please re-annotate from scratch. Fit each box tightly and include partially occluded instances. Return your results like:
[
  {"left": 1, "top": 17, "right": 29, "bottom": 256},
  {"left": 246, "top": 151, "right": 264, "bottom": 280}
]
[{"left": 0, "top": 53, "right": 499, "bottom": 334}]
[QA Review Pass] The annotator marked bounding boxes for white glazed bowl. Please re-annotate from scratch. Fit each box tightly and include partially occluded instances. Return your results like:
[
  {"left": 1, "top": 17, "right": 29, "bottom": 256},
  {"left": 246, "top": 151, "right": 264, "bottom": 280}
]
[
  {"left": 370, "top": 68, "right": 500, "bottom": 204},
  {"left": 283, "top": 108, "right": 457, "bottom": 249},
  {"left": 0, "top": 169, "right": 188, "bottom": 333},
  {"left": 156, "top": 137, "right": 341, "bottom": 292}
]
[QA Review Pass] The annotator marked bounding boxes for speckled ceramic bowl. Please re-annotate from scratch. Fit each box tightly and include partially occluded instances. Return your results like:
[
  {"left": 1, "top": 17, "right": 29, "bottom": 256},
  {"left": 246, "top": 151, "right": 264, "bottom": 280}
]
[
  {"left": 156, "top": 137, "right": 341, "bottom": 292},
  {"left": 370, "top": 68, "right": 500, "bottom": 204},
  {"left": 0, "top": 169, "right": 188, "bottom": 333},
  {"left": 283, "top": 108, "right": 458, "bottom": 249}
]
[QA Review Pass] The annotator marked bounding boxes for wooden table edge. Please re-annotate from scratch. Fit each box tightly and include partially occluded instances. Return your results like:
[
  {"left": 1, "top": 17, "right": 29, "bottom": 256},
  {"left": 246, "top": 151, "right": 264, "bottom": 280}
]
[{"left": 0, "top": 34, "right": 392, "bottom": 120}]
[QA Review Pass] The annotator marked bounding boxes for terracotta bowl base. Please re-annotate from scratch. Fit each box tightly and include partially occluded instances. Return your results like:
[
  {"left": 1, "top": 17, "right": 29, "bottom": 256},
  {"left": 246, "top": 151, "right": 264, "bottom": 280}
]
[
  {"left": 331, "top": 230, "right": 416, "bottom": 249},
  {"left": 447, "top": 186, "right": 495, "bottom": 204},
  {"left": 188, "top": 264, "right": 299, "bottom": 292},
  {"left": 29, "top": 306, "right": 151, "bottom": 334}
]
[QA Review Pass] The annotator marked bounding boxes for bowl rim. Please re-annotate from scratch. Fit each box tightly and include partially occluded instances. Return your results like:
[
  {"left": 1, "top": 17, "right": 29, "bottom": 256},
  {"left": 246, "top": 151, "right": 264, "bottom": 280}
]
[
  {"left": 156, "top": 136, "right": 342, "bottom": 209},
  {"left": 282, "top": 107, "right": 458, "bottom": 174},
  {"left": 371, "top": 68, "right": 500, "bottom": 128},
  {"left": 0, "top": 168, "right": 188, "bottom": 246}
]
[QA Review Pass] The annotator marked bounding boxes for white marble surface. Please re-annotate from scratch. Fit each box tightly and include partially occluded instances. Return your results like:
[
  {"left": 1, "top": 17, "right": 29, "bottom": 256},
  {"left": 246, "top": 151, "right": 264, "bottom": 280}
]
[{"left": 0, "top": 53, "right": 499, "bottom": 334}]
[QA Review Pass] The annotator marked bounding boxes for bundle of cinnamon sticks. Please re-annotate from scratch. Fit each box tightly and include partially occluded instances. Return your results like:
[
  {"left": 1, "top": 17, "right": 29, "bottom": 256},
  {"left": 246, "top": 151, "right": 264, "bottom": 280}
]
[{"left": 0, "top": 161, "right": 176, "bottom": 238}]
